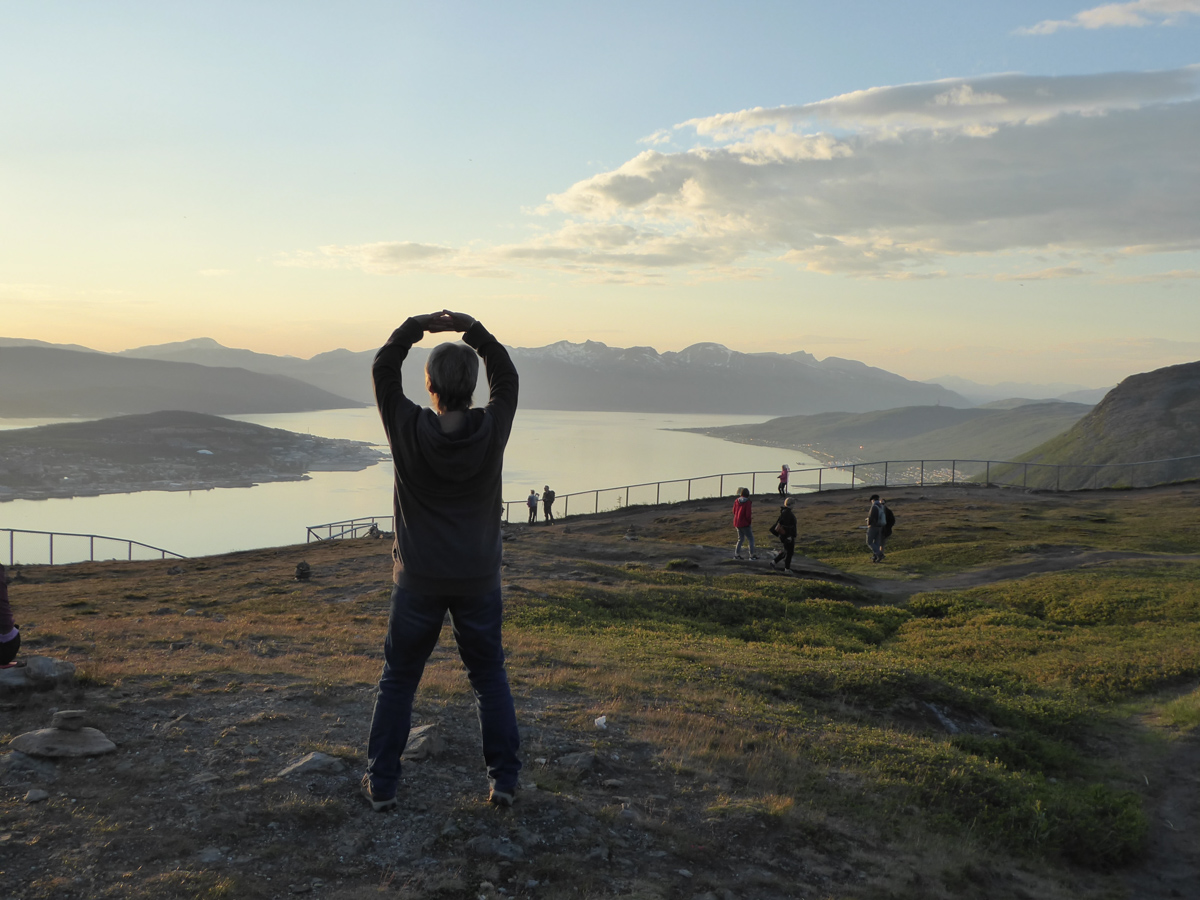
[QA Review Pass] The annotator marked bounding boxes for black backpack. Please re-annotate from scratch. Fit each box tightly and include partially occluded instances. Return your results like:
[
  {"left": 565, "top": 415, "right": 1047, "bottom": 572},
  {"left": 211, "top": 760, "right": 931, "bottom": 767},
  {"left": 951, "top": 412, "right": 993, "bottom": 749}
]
[{"left": 883, "top": 506, "right": 896, "bottom": 534}]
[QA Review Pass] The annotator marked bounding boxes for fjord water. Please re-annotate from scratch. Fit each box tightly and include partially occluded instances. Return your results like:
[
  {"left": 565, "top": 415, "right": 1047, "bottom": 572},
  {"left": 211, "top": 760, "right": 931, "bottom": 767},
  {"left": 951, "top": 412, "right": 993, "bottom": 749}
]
[{"left": 1, "top": 409, "right": 824, "bottom": 562}]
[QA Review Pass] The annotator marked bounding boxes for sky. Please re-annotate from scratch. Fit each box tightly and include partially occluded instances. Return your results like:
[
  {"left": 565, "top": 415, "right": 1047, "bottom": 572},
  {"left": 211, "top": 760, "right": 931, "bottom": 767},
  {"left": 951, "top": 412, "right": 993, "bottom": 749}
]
[{"left": 2, "top": 1, "right": 1199, "bottom": 388}]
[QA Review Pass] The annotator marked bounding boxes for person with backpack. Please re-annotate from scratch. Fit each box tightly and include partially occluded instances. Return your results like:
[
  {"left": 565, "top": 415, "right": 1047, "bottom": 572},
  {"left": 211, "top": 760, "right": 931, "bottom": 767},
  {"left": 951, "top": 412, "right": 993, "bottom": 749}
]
[
  {"left": 770, "top": 497, "right": 798, "bottom": 573},
  {"left": 879, "top": 499, "right": 896, "bottom": 556},
  {"left": 866, "top": 494, "right": 886, "bottom": 563},
  {"left": 732, "top": 487, "right": 757, "bottom": 559},
  {"left": 542, "top": 485, "right": 556, "bottom": 523}
]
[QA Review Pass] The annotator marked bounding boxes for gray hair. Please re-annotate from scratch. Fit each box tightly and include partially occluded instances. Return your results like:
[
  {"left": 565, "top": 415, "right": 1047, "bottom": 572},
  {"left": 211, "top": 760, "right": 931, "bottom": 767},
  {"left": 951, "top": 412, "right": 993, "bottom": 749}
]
[{"left": 426, "top": 342, "right": 478, "bottom": 412}]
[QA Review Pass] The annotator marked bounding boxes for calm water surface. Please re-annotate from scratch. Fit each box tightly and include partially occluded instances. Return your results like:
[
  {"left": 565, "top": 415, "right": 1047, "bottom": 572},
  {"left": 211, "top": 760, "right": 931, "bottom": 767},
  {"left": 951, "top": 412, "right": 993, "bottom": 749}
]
[{"left": 1, "top": 409, "right": 831, "bottom": 561}]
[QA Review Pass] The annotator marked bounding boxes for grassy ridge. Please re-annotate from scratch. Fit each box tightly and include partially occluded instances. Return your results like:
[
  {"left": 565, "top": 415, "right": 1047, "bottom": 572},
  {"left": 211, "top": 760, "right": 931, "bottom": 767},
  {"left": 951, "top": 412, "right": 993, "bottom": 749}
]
[{"left": 5, "top": 482, "right": 1200, "bottom": 896}]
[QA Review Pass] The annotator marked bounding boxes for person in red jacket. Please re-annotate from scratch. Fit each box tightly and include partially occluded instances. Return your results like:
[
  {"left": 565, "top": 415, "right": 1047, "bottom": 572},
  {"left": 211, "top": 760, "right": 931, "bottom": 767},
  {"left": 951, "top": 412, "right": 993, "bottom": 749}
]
[{"left": 732, "top": 487, "right": 757, "bottom": 559}]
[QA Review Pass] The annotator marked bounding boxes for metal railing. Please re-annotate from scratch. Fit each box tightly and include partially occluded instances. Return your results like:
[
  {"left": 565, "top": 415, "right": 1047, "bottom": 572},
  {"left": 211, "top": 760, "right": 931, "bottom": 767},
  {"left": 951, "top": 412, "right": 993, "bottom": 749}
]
[
  {"left": 2, "top": 528, "right": 186, "bottom": 567},
  {"left": 306, "top": 516, "right": 395, "bottom": 543},
  {"left": 308, "top": 452, "right": 1200, "bottom": 539}
]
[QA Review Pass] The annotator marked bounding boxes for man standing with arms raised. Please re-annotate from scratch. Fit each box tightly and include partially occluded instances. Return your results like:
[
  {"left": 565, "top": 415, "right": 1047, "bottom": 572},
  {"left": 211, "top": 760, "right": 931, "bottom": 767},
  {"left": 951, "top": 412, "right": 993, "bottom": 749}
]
[{"left": 363, "top": 309, "right": 521, "bottom": 811}]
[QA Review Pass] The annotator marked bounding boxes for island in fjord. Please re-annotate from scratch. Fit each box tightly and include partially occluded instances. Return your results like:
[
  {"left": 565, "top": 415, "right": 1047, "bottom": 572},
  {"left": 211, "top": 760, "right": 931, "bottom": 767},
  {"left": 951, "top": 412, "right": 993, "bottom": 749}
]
[{"left": 0, "top": 411, "right": 387, "bottom": 502}]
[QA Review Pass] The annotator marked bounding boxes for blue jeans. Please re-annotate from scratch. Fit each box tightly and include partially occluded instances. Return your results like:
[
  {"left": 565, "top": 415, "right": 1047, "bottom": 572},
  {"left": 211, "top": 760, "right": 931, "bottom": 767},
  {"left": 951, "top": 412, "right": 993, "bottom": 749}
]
[
  {"left": 734, "top": 526, "right": 755, "bottom": 557},
  {"left": 366, "top": 585, "right": 521, "bottom": 798}
]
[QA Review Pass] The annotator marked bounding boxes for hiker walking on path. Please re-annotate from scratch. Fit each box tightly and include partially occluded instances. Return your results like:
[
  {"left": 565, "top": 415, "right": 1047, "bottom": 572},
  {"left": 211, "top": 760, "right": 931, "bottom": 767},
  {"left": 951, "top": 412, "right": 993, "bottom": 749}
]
[
  {"left": 878, "top": 498, "right": 895, "bottom": 556},
  {"left": 732, "top": 487, "right": 757, "bottom": 559},
  {"left": 526, "top": 489, "right": 539, "bottom": 524},
  {"left": 778, "top": 465, "right": 789, "bottom": 496},
  {"left": 364, "top": 309, "right": 522, "bottom": 812},
  {"left": 542, "top": 485, "right": 556, "bottom": 524},
  {"left": 770, "top": 497, "right": 798, "bottom": 573},
  {"left": 866, "top": 493, "right": 887, "bottom": 563},
  {"left": 0, "top": 563, "right": 21, "bottom": 669}
]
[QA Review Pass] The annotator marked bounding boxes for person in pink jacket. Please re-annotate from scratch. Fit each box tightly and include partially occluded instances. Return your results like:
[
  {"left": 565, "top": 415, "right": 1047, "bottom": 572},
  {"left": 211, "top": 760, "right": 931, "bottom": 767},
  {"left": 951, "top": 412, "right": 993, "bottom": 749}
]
[{"left": 732, "top": 487, "right": 757, "bottom": 559}]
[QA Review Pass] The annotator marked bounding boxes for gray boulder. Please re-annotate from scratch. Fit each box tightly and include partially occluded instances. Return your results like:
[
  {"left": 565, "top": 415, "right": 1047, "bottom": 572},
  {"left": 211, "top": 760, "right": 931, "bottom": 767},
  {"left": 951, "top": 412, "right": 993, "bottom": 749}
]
[
  {"left": 0, "top": 656, "right": 77, "bottom": 696},
  {"left": 276, "top": 751, "right": 346, "bottom": 778},
  {"left": 402, "top": 724, "right": 445, "bottom": 761},
  {"left": 9, "top": 726, "right": 117, "bottom": 758}
]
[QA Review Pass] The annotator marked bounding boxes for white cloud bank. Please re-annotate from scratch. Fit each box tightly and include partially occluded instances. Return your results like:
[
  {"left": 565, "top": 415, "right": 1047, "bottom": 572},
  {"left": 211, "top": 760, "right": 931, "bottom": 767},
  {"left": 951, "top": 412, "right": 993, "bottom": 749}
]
[
  {"left": 1021, "top": 0, "right": 1200, "bottom": 35},
  {"left": 289, "top": 66, "right": 1200, "bottom": 280}
]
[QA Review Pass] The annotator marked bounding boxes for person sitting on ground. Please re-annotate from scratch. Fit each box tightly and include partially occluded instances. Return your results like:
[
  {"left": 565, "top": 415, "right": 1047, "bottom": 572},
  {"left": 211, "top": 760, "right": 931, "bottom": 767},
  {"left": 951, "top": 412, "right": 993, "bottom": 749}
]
[
  {"left": 866, "top": 494, "right": 886, "bottom": 563},
  {"left": 363, "top": 309, "right": 522, "bottom": 812},
  {"left": 732, "top": 487, "right": 757, "bottom": 560},
  {"left": 0, "top": 563, "right": 22, "bottom": 669},
  {"left": 542, "top": 485, "right": 556, "bottom": 524},
  {"left": 771, "top": 497, "right": 798, "bottom": 573}
]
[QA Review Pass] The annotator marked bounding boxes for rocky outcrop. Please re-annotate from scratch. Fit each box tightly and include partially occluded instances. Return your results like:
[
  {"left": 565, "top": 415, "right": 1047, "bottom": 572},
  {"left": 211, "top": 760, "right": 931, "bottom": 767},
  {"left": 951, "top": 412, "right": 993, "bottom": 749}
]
[{"left": 0, "top": 655, "right": 76, "bottom": 696}]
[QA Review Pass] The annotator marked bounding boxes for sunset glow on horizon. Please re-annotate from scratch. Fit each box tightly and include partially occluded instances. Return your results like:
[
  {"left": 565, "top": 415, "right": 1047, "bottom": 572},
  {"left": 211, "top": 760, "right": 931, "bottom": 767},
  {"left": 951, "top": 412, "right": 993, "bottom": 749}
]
[{"left": 3, "top": 1, "right": 1199, "bottom": 389}]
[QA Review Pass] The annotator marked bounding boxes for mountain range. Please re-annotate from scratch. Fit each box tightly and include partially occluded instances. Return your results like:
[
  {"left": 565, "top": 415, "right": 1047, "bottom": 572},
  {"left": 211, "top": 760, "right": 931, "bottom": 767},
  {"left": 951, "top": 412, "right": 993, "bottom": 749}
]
[
  {"left": 0, "top": 345, "right": 362, "bottom": 418},
  {"left": 3, "top": 335, "right": 973, "bottom": 416},
  {"left": 680, "top": 401, "right": 1094, "bottom": 464}
]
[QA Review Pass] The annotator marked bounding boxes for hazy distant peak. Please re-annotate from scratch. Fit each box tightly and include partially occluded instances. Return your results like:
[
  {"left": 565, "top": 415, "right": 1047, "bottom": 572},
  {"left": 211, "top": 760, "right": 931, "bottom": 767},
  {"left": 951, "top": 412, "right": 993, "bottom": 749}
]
[
  {"left": 0, "top": 336, "right": 98, "bottom": 353},
  {"left": 670, "top": 343, "right": 736, "bottom": 366},
  {"left": 119, "top": 337, "right": 301, "bottom": 360}
]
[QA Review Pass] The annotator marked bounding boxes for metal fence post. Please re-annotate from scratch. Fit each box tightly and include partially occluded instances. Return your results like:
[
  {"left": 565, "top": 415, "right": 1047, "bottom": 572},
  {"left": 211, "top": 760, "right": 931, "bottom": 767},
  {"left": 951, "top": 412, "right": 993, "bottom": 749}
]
[
  {"left": 594, "top": 491, "right": 599, "bottom": 514},
  {"left": 951, "top": 461, "right": 956, "bottom": 484},
  {"left": 625, "top": 486, "right": 630, "bottom": 507},
  {"left": 818, "top": 468, "right": 822, "bottom": 492},
  {"left": 752, "top": 473, "right": 756, "bottom": 493},
  {"left": 657, "top": 482, "right": 661, "bottom": 504},
  {"left": 920, "top": 460, "right": 925, "bottom": 486},
  {"left": 49, "top": 533, "right": 54, "bottom": 566},
  {"left": 985, "top": 461, "right": 989, "bottom": 487},
  {"left": 884, "top": 461, "right": 888, "bottom": 487},
  {"left": 688, "top": 479, "right": 692, "bottom": 501},
  {"left": 90, "top": 535, "right": 95, "bottom": 561}
]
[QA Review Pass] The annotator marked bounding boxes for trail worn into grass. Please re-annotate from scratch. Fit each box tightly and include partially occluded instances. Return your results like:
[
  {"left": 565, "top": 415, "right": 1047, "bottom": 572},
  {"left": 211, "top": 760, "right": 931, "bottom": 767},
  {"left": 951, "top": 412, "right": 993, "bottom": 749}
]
[
  {"left": 1122, "top": 724, "right": 1200, "bottom": 900},
  {"left": 859, "top": 550, "right": 1200, "bottom": 599}
]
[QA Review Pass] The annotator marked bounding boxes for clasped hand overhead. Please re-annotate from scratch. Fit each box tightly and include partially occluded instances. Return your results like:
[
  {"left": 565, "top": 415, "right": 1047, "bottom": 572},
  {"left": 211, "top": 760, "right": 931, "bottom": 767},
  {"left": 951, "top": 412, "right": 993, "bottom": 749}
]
[{"left": 414, "top": 310, "right": 476, "bottom": 334}]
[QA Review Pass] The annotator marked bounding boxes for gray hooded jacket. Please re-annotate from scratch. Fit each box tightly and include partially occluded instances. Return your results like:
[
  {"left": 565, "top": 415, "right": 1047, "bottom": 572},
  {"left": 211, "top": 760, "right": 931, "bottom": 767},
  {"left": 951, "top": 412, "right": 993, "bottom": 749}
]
[{"left": 373, "top": 319, "right": 518, "bottom": 595}]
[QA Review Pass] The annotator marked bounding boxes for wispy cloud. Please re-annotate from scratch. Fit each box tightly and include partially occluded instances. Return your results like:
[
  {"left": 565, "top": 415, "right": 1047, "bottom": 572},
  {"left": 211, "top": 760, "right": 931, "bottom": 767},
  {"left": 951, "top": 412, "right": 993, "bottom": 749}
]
[
  {"left": 1020, "top": 0, "right": 1200, "bottom": 35},
  {"left": 286, "top": 66, "right": 1200, "bottom": 282},
  {"left": 995, "top": 266, "right": 1090, "bottom": 281}
]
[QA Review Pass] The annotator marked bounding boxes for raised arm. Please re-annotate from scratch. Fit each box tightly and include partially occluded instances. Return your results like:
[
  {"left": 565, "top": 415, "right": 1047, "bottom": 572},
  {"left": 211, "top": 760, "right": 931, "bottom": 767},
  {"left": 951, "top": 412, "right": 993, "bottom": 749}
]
[{"left": 460, "top": 316, "right": 518, "bottom": 429}]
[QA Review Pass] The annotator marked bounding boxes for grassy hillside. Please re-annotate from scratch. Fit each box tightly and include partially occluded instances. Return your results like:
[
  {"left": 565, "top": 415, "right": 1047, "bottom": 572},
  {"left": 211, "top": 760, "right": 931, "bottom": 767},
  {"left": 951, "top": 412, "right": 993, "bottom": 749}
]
[
  {"left": 1004, "top": 360, "right": 1200, "bottom": 490},
  {"left": 3, "top": 484, "right": 1200, "bottom": 898},
  {"left": 683, "top": 402, "right": 1091, "bottom": 464}
]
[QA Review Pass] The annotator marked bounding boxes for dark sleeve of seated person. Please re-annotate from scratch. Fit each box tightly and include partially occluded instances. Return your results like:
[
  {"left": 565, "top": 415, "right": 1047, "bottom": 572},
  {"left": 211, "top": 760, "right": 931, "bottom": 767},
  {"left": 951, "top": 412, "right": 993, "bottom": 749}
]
[{"left": 0, "top": 564, "right": 20, "bottom": 667}]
